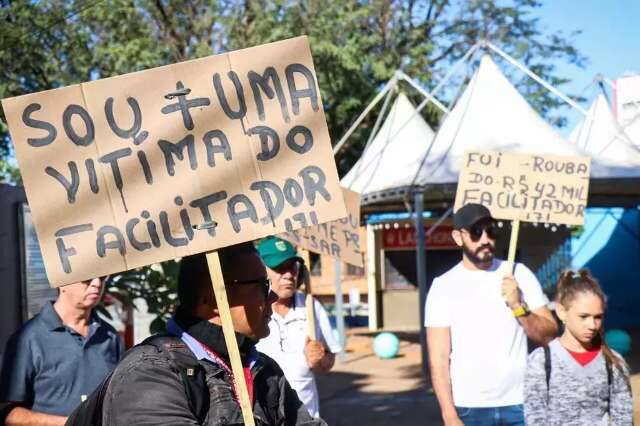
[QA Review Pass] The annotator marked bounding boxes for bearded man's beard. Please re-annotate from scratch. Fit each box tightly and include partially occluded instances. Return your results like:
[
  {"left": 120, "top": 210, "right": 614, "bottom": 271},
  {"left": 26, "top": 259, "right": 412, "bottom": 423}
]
[{"left": 462, "top": 242, "right": 495, "bottom": 266}]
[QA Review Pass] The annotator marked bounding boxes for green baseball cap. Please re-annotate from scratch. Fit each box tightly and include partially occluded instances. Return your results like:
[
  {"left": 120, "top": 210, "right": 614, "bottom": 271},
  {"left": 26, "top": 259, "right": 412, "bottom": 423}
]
[{"left": 256, "top": 237, "right": 303, "bottom": 269}]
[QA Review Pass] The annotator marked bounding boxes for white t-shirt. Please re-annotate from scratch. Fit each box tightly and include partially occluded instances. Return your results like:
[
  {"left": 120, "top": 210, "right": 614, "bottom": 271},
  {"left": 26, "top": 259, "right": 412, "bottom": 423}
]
[
  {"left": 424, "top": 259, "right": 548, "bottom": 408},
  {"left": 256, "top": 292, "right": 342, "bottom": 418}
]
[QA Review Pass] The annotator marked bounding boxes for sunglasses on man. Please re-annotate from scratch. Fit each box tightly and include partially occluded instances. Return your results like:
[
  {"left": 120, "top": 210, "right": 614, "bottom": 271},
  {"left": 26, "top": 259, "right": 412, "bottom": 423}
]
[
  {"left": 465, "top": 222, "right": 497, "bottom": 242},
  {"left": 230, "top": 277, "right": 272, "bottom": 298}
]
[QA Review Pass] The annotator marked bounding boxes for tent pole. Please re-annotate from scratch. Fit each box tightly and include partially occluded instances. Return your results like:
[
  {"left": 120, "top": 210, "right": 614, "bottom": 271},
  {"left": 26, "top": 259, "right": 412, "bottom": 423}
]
[
  {"left": 365, "top": 85, "right": 396, "bottom": 149},
  {"left": 595, "top": 77, "right": 640, "bottom": 151},
  {"left": 429, "top": 41, "right": 482, "bottom": 99},
  {"left": 425, "top": 207, "right": 453, "bottom": 238},
  {"left": 596, "top": 75, "right": 613, "bottom": 107},
  {"left": 366, "top": 223, "right": 379, "bottom": 331},
  {"left": 484, "top": 41, "right": 589, "bottom": 117},
  {"left": 389, "top": 44, "right": 481, "bottom": 168},
  {"left": 350, "top": 86, "right": 397, "bottom": 180},
  {"left": 396, "top": 70, "right": 450, "bottom": 114},
  {"left": 407, "top": 42, "right": 481, "bottom": 119},
  {"left": 334, "top": 41, "right": 481, "bottom": 158},
  {"left": 334, "top": 259, "right": 346, "bottom": 362},
  {"left": 414, "top": 188, "right": 429, "bottom": 383},
  {"left": 333, "top": 75, "right": 399, "bottom": 155}
]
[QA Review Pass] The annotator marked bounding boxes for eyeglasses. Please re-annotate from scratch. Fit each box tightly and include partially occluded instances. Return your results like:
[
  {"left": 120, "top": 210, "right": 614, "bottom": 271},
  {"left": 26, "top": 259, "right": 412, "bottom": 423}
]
[
  {"left": 465, "top": 222, "right": 497, "bottom": 242},
  {"left": 230, "top": 277, "right": 272, "bottom": 298}
]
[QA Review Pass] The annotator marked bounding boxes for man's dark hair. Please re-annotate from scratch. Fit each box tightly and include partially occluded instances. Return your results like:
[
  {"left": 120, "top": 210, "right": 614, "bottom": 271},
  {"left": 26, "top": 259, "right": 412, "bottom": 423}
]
[{"left": 177, "top": 242, "right": 258, "bottom": 312}]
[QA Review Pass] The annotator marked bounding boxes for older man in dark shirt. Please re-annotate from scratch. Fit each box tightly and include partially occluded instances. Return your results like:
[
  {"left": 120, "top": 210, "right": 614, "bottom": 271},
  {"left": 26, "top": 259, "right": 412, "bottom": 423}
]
[{"left": 0, "top": 276, "right": 123, "bottom": 425}]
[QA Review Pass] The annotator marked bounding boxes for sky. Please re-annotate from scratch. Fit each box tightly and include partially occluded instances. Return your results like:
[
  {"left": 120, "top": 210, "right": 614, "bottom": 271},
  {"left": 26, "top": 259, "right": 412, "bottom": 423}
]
[{"left": 534, "top": 0, "right": 640, "bottom": 132}]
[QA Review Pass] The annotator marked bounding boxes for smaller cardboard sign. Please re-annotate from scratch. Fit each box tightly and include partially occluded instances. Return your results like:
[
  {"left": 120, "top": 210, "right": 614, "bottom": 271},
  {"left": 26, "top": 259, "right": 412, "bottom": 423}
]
[
  {"left": 280, "top": 188, "right": 362, "bottom": 266},
  {"left": 382, "top": 225, "right": 456, "bottom": 250},
  {"left": 454, "top": 151, "right": 591, "bottom": 226}
]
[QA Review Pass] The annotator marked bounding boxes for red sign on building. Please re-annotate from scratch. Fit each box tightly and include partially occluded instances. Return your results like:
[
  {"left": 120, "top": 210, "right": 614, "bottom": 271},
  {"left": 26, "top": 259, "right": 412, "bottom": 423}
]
[{"left": 382, "top": 225, "right": 457, "bottom": 250}]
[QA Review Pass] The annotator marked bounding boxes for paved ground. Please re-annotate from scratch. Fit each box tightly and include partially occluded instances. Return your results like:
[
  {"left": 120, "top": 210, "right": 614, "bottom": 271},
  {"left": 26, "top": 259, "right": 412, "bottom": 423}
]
[
  {"left": 317, "top": 329, "right": 441, "bottom": 425},
  {"left": 317, "top": 328, "right": 640, "bottom": 426}
]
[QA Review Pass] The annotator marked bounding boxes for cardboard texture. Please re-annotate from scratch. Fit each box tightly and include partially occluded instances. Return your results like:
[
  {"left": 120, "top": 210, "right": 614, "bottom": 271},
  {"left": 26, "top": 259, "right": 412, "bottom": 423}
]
[
  {"left": 2, "top": 36, "right": 345, "bottom": 287},
  {"left": 454, "top": 151, "right": 591, "bottom": 226},
  {"left": 280, "top": 187, "right": 363, "bottom": 267}
]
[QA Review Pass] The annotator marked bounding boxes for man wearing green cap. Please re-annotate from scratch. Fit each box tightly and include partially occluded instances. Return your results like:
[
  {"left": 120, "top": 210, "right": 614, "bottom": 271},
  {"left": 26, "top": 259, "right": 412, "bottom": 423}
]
[{"left": 255, "top": 237, "right": 341, "bottom": 418}]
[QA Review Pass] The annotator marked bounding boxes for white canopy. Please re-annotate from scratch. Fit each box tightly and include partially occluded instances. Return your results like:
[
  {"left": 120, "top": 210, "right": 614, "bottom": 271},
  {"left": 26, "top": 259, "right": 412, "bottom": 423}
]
[
  {"left": 340, "top": 92, "right": 435, "bottom": 202},
  {"left": 568, "top": 93, "right": 640, "bottom": 177},
  {"left": 614, "top": 74, "right": 640, "bottom": 146},
  {"left": 343, "top": 54, "right": 640, "bottom": 208},
  {"left": 413, "top": 54, "right": 587, "bottom": 187}
]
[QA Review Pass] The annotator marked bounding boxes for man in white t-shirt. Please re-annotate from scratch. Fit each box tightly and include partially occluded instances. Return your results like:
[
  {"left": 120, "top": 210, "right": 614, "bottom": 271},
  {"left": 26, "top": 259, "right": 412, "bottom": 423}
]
[
  {"left": 425, "top": 204, "right": 558, "bottom": 426},
  {"left": 255, "top": 237, "right": 341, "bottom": 418}
]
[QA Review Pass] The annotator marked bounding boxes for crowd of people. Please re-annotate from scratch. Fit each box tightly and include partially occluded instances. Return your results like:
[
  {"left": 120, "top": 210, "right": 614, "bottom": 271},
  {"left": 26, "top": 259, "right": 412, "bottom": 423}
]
[{"left": 0, "top": 203, "right": 633, "bottom": 425}]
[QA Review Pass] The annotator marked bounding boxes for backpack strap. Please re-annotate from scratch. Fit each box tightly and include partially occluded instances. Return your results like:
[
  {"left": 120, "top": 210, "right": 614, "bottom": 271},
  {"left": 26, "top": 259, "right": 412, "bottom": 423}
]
[
  {"left": 543, "top": 346, "right": 551, "bottom": 388},
  {"left": 543, "top": 345, "right": 551, "bottom": 404},
  {"left": 142, "top": 335, "right": 209, "bottom": 424},
  {"left": 605, "top": 355, "right": 612, "bottom": 414}
]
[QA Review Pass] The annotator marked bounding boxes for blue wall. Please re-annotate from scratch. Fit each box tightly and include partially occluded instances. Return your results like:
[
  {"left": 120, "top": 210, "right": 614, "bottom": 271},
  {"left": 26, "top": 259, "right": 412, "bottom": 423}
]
[{"left": 571, "top": 208, "right": 640, "bottom": 328}]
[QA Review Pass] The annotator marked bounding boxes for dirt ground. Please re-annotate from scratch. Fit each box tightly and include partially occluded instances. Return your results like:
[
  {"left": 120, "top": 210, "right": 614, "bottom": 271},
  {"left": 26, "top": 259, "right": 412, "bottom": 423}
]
[{"left": 317, "top": 328, "right": 640, "bottom": 426}]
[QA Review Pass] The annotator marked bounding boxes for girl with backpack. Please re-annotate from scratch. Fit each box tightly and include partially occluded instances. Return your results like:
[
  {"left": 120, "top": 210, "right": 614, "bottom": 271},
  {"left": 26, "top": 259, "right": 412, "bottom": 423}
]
[{"left": 524, "top": 269, "right": 633, "bottom": 425}]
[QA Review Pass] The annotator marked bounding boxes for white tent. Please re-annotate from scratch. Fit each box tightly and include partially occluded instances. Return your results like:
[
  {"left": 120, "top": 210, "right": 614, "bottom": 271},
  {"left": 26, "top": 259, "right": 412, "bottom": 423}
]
[
  {"left": 569, "top": 93, "right": 640, "bottom": 177},
  {"left": 412, "top": 54, "right": 588, "bottom": 189},
  {"left": 614, "top": 74, "right": 640, "bottom": 146},
  {"left": 345, "top": 55, "right": 638, "bottom": 205},
  {"left": 340, "top": 92, "right": 435, "bottom": 204},
  {"left": 342, "top": 54, "right": 639, "bottom": 209}
]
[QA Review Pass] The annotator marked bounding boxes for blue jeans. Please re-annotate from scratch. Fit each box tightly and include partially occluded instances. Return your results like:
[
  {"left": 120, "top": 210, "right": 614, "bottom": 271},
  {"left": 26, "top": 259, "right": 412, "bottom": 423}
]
[{"left": 455, "top": 405, "right": 524, "bottom": 426}]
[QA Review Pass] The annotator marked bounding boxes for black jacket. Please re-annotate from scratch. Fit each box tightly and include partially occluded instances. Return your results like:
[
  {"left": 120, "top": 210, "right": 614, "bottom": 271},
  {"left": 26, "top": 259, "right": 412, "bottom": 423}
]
[{"left": 101, "top": 313, "right": 325, "bottom": 426}]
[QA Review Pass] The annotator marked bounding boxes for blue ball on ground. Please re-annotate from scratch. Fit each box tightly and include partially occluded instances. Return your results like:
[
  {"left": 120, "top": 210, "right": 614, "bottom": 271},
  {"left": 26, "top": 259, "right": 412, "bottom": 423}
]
[
  {"left": 605, "top": 329, "right": 631, "bottom": 356},
  {"left": 373, "top": 332, "right": 400, "bottom": 359}
]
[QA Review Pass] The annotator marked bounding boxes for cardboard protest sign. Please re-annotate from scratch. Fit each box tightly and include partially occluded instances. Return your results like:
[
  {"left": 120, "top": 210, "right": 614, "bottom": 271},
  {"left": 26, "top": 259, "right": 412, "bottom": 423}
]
[
  {"left": 2, "top": 36, "right": 345, "bottom": 287},
  {"left": 280, "top": 187, "right": 362, "bottom": 266},
  {"left": 454, "top": 151, "right": 591, "bottom": 226}
]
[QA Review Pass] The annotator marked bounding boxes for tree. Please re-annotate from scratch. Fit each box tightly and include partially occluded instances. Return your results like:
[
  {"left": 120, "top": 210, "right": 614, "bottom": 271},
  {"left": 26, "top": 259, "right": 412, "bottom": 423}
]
[
  {"left": 107, "top": 260, "right": 180, "bottom": 333},
  {"left": 0, "top": 0, "right": 225, "bottom": 177},
  {"left": 0, "top": 0, "right": 585, "bottom": 330},
  {"left": 1, "top": 0, "right": 585, "bottom": 175},
  {"left": 0, "top": 158, "right": 20, "bottom": 184}
]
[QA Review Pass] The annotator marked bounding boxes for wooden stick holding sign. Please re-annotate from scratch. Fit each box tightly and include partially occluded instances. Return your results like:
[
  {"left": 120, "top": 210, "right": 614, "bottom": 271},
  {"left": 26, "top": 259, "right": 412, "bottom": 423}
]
[
  {"left": 299, "top": 249, "right": 317, "bottom": 340},
  {"left": 506, "top": 219, "right": 521, "bottom": 273},
  {"left": 454, "top": 150, "right": 591, "bottom": 281},
  {"left": 206, "top": 252, "right": 256, "bottom": 426}
]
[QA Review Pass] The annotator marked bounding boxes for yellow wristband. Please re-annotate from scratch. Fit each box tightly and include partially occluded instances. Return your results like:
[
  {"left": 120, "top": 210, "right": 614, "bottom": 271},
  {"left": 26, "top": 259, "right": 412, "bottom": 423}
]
[{"left": 512, "top": 304, "right": 529, "bottom": 317}]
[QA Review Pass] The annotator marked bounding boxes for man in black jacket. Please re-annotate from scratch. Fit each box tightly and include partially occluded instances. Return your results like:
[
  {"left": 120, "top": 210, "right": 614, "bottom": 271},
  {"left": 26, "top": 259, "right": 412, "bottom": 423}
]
[{"left": 101, "top": 242, "right": 325, "bottom": 425}]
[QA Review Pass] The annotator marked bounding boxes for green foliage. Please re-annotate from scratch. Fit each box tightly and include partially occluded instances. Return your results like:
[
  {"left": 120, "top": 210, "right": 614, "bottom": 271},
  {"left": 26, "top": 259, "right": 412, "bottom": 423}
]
[
  {"left": 0, "top": 0, "right": 586, "bottom": 327},
  {"left": 1, "top": 1, "right": 585, "bottom": 170},
  {"left": 0, "top": 158, "right": 20, "bottom": 184},
  {"left": 107, "top": 259, "right": 180, "bottom": 333}
]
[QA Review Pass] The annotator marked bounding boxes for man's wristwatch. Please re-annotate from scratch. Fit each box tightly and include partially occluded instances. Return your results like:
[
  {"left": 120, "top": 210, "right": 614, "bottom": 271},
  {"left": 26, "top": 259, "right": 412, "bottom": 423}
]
[{"left": 512, "top": 302, "right": 530, "bottom": 318}]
